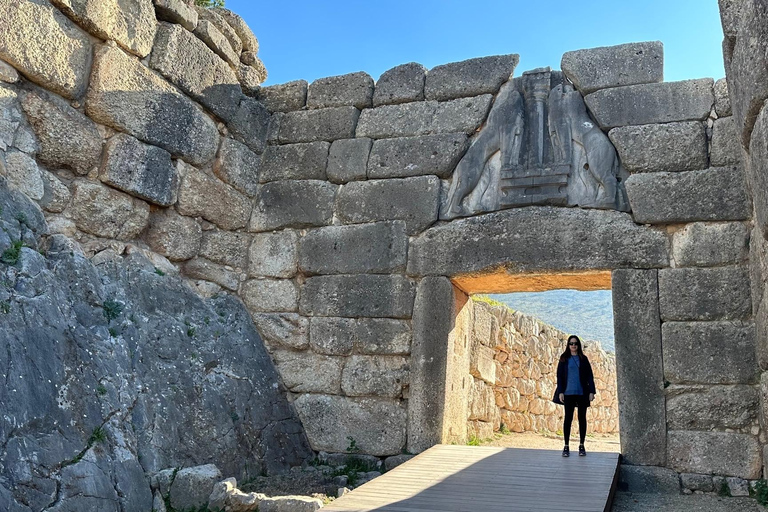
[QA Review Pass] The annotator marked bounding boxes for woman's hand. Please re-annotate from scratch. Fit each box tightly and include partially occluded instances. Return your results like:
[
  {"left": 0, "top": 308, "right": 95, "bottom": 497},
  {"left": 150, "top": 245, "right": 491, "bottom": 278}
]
[
  {"left": 589, "top": 393, "right": 595, "bottom": 402},
  {"left": 559, "top": 393, "right": 564, "bottom": 402}
]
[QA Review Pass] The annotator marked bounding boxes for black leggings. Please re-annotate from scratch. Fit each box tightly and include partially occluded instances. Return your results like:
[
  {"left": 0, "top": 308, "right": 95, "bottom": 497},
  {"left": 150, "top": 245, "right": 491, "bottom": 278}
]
[{"left": 563, "top": 395, "right": 588, "bottom": 445}]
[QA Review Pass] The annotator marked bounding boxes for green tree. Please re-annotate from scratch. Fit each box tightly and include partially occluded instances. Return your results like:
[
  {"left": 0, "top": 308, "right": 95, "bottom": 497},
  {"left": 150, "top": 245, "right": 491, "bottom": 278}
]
[{"left": 195, "top": 0, "right": 225, "bottom": 8}]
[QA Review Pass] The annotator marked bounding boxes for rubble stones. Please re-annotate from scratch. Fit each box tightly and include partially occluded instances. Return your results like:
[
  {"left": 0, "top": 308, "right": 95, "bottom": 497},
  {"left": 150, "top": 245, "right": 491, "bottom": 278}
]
[
  {"left": 213, "top": 138, "right": 261, "bottom": 197},
  {"left": 153, "top": 0, "right": 198, "bottom": 31},
  {"left": 248, "top": 230, "right": 299, "bottom": 278},
  {"left": 260, "top": 142, "right": 329, "bottom": 182},
  {"left": 608, "top": 122, "right": 707, "bottom": 173},
  {"left": 373, "top": 62, "right": 427, "bottom": 106},
  {"left": 241, "top": 279, "right": 299, "bottom": 312},
  {"left": 21, "top": 89, "right": 102, "bottom": 175},
  {"left": 145, "top": 208, "right": 202, "bottom": 261},
  {"left": 367, "top": 133, "right": 469, "bottom": 179},
  {"left": 100, "top": 133, "right": 178, "bottom": 206},
  {"left": 278, "top": 106, "right": 360, "bottom": 144},
  {"left": 249, "top": 180, "right": 336, "bottom": 232},
  {"left": 658, "top": 266, "right": 751, "bottom": 321},
  {"left": 299, "top": 275, "right": 415, "bottom": 318},
  {"left": 177, "top": 164, "right": 251, "bottom": 230},
  {"left": 307, "top": 72, "right": 374, "bottom": 110},
  {"left": 424, "top": 54, "right": 519, "bottom": 101},
  {"left": 69, "top": 180, "right": 149, "bottom": 239},
  {"left": 0, "top": 0, "right": 93, "bottom": 99},
  {"left": 256, "top": 80, "right": 308, "bottom": 112},
  {"left": 561, "top": 42, "right": 664, "bottom": 95}
]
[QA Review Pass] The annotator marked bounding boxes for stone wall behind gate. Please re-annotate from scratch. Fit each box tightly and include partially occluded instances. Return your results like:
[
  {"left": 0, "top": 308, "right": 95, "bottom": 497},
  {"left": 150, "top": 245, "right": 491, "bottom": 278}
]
[{"left": 0, "top": 0, "right": 762, "bottom": 489}]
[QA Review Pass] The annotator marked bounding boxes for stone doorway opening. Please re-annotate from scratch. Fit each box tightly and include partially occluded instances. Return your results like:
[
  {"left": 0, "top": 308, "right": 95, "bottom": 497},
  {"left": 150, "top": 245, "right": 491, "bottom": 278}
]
[{"left": 439, "top": 272, "right": 620, "bottom": 453}]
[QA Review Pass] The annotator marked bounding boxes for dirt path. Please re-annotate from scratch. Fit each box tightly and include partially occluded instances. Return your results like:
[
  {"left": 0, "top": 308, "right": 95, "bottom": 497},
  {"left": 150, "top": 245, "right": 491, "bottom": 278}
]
[{"left": 481, "top": 430, "right": 621, "bottom": 453}]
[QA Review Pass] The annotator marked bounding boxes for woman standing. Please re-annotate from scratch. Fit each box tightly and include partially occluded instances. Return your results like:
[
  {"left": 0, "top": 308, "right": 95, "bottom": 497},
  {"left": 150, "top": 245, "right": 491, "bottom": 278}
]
[{"left": 552, "top": 335, "right": 596, "bottom": 457}]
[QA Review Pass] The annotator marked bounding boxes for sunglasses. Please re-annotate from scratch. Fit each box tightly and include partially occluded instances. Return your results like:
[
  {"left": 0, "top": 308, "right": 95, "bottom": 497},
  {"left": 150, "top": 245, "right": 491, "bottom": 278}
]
[{"left": 568, "top": 342, "right": 579, "bottom": 346}]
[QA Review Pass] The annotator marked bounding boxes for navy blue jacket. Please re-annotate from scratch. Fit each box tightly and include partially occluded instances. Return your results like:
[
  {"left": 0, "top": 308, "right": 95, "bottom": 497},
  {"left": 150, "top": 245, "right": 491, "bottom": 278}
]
[{"left": 552, "top": 354, "right": 596, "bottom": 407}]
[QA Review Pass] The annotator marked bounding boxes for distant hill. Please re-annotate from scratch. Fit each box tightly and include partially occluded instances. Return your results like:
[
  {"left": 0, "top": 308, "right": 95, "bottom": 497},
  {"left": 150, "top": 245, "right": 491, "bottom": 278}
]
[{"left": 489, "top": 290, "right": 615, "bottom": 352}]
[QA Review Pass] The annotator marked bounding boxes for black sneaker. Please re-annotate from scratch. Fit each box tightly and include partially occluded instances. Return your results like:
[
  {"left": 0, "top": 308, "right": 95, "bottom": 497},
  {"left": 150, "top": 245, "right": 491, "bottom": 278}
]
[
  {"left": 562, "top": 445, "right": 570, "bottom": 457},
  {"left": 578, "top": 444, "right": 586, "bottom": 456}
]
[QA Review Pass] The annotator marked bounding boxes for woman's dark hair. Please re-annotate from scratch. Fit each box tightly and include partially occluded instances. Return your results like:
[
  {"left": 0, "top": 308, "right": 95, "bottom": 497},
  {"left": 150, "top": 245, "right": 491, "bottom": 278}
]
[{"left": 559, "top": 335, "right": 584, "bottom": 362}]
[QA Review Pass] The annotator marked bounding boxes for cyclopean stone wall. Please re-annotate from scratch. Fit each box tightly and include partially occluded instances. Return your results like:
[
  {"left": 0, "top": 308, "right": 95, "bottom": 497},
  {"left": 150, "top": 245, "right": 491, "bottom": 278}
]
[
  {"left": 0, "top": 0, "right": 761, "bottom": 498},
  {"left": 463, "top": 299, "right": 618, "bottom": 440}
]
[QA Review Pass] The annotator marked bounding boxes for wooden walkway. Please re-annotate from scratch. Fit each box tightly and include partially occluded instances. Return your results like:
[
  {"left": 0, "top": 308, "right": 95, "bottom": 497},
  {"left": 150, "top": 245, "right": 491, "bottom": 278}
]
[{"left": 323, "top": 445, "right": 620, "bottom": 512}]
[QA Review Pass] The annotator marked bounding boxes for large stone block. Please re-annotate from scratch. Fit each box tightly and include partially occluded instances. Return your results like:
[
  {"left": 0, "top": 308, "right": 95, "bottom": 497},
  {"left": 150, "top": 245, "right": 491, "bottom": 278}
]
[
  {"left": 256, "top": 80, "right": 307, "bottom": 112},
  {"left": 4, "top": 150, "right": 44, "bottom": 201},
  {"left": 194, "top": 20, "right": 239, "bottom": 67},
  {"left": 608, "top": 122, "right": 707, "bottom": 173},
  {"left": 241, "top": 279, "right": 299, "bottom": 312},
  {"left": 145, "top": 208, "right": 202, "bottom": 261},
  {"left": 373, "top": 62, "right": 426, "bottom": 106},
  {"left": 195, "top": 7, "right": 242, "bottom": 56},
  {"left": 424, "top": 54, "right": 518, "bottom": 101},
  {"left": 51, "top": 0, "right": 156, "bottom": 58},
  {"left": 177, "top": 164, "right": 251, "bottom": 230},
  {"left": 153, "top": 0, "right": 198, "bottom": 31},
  {"left": 249, "top": 180, "right": 337, "bottom": 232},
  {"left": 248, "top": 230, "right": 299, "bottom": 278},
  {"left": 259, "top": 142, "right": 329, "bottom": 183},
  {"left": 671, "top": 222, "right": 748, "bottom": 267},
  {"left": 341, "top": 355, "right": 409, "bottom": 398},
  {"left": 625, "top": 167, "right": 750, "bottom": 224},
  {"left": 150, "top": 23, "right": 242, "bottom": 123},
  {"left": 250, "top": 313, "right": 308, "bottom": 351},
  {"left": 228, "top": 97, "right": 270, "bottom": 155},
  {"left": 714, "top": 77, "right": 732, "bottom": 117},
  {"left": 612, "top": 269, "right": 665, "bottom": 466},
  {"left": 408, "top": 277, "right": 454, "bottom": 453},
  {"left": 327, "top": 138, "right": 371, "bottom": 183},
  {"left": 561, "top": 41, "right": 664, "bottom": 95},
  {"left": 408, "top": 207, "right": 668, "bottom": 276},
  {"left": 666, "top": 385, "right": 758, "bottom": 430},
  {"left": 278, "top": 107, "right": 360, "bottom": 144},
  {"left": 20, "top": 89, "right": 102, "bottom": 176},
  {"left": 199, "top": 230, "right": 250, "bottom": 268},
  {"left": 100, "top": 133, "right": 178, "bottom": 206},
  {"left": 662, "top": 321, "right": 757, "bottom": 384},
  {"left": 293, "top": 394, "right": 407, "bottom": 456},
  {"left": 69, "top": 180, "right": 149, "bottom": 240},
  {"left": 307, "top": 72, "right": 374, "bottom": 110},
  {"left": 711, "top": 116, "right": 741, "bottom": 167},
  {"left": 584, "top": 79, "right": 714, "bottom": 129},
  {"left": 39, "top": 170, "right": 71, "bottom": 213},
  {"left": 0, "top": 0, "right": 92, "bottom": 99},
  {"left": 298, "top": 221, "right": 408, "bottom": 275},
  {"left": 211, "top": 8, "right": 259, "bottom": 52},
  {"left": 309, "top": 317, "right": 411, "bottom": 356},
  {"left": 750, "top": 105, "right": 768, "bottom": 239},
  {"left": 335, "top": 176, "right": 440, "bottom": 235},
  {"left": 213, "top": 138, "right": 261, "bottom": 197},
  {"left": 667, "top": 431, "right": 762, "bottom": 479},
  {"left": 432, "top": 95, "right": 494, "bottom": 134},
  {"left": 299, "top": 275, "right": 415, "bottom": 318},
  {"left": 367, "top": 133, "right": 469, "bottom": 179},
  {"left": 271, "top": 350, "right": 343, "bottom": 394},
  {"left": 184, "top": 257, "right": 241, "bottom": 290},
  {"left": 659, "top": 266, "right": 751, "bottom": 321},
  {"left": 169, "top": 464, "right": 222, "bottom": 512},
  {"left": 86, "top": 44, "right": 219, "bottom": 165}
]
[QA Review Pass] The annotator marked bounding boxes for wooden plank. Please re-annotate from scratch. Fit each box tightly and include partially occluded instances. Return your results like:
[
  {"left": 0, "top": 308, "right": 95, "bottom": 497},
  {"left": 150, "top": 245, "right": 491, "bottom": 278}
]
[{"left": 323, "top": 445, "right": 619, "bottom": 512}]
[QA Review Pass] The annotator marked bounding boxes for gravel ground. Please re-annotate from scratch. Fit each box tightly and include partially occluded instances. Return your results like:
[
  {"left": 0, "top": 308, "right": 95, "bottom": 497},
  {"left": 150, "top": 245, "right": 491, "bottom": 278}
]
[
  {"left": 612, "top": 492, "right": 767, "bottom": 511},
  {"left": 482, "top": 430, "right": 621, "bottom": 453}
]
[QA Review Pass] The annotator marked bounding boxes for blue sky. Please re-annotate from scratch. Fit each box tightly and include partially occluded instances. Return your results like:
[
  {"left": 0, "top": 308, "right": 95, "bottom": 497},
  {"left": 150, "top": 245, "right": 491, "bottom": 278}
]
[{"left": 227, "top": 0, "right": 725, "bottom": 86}]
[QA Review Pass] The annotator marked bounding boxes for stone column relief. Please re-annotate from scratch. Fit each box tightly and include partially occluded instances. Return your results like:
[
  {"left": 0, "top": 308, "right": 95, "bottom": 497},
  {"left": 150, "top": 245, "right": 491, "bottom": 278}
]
[{"left": 441, "top": 67, "right": 629, "bottom": 220}]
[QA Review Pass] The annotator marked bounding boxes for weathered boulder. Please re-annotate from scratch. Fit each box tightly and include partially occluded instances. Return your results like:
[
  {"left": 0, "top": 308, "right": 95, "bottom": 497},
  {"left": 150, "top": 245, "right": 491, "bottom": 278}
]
[
  {"left": 69, "top": 180, "right": 149, "bottom": 239},
  {"left": 241, "top": 278, "right": 299, "bottom": 312},
  {"left": 341, "top": 355, "right": 409, "bottom": 397},
  {"left": 407, "top": 207, "right": 668, "bottom": 276},
  {"left": 51, "top": 0, "right": 157, "bottom": 58},
  {"left": 711, "top": 116, "right": 741, "bottom": 167},
  {"left": 153, "top": 0, "right": 198, "bottom": 31},
  {"left": 293, "top": 394, "right": 407, "bottom": 456},
  {"left": 20, "top": 89, "right": 102, "bottom": 175},
  {"left": 327, "top": 138, "right": 372, "bottom": 183},
  {"left": 425, "top": 55, "right": 518, "bottom": 101},
  {"left": 228, "top": 97, "right": 270, "bottom": 155},
  {"left": 671, "top": 222, "right": 748, "bottom": 267},
  {"left": 307, "top": 72, "right": 374, "bottom": 109},
  {"left": 249, "top": 180, "right": 337, "bottom": 232},
  {"left": 298, "top": 221, "right": 408, "bottom": 275},
  {"left": 659, "top": 266, "right": 751, "bottom": 321},
  {"left": 310, "top": 317, "right": 411, "bottom": 355},
  {"left": 212, "top": 8, "right": 259, "bottom": 52},
  {"left": 256, "top": 80, "right": 308, "bottom": 112},
  {"left": 561, "top": 41, "right": 664, "bottom": 95},
  {"left": 584, "top": 79, "right": 714, "bottom": 129},
  {"left": 625, "top": 167, "right": 750, "bottom": 224},
  {"left": 150, "top": 22, "right": 242, "bottom": 123},
  {"left": 368, "top": 133, "right": 469, "bottom": 179},
  {"left": 145, "top": 208, "right": 202, "bottom": 261},
  {"left": 260, "top": 496, "right": 323, "bottom": 512},
  {"left": 39, "top": 170, "right": 71, "bottom": 213},
  {"left": 336, "top": 176, "right": 440, "bottom": 235},
  {"left": 271, "top": 350, "right": 344, "bottom": 394},
  {"left": 251, "top": 313, "right": 308, "bottom": 351},
  {"left": 278, "top": 106, "right": 360, "bottom": 144},
  {"left": 260, "top": 141, "right": 329, "bottom": 182},
  {"left": 0, "top": 0, "right": 92, "bottom": 99},
  {"left": 169, "top": 464, "right": 222, "bottom": 512},
  {"left": 680, "top": 473, "right": 715, "bottom": 493},
  {"left": 662, "top": 321, "right": 757, "bottom": 384},
  {"left": 373, "top": 62, "right": 426, "bottom": 106},
  {"left": 248, "top": 230, "right": 299, "bottom": 278},
  {"left": 100, "top": 133, "right": 178, "bottom": 206},
  {"left": 184, "top": 257, "right": 241, "bottom": 291},
  {"left": 199, "top": 230, "right": 250, "bottom": 268},
  {"left": 213, "top": 138, "right": 261, "bottom": 197},
  {"left": 667, "top": 431, "right": 762, "bottom": 479},
  {"left": 608, "top": 122, "right": 707, "bottom": 173},
  {"left": 0, "top": 60, "right": 19, "bottom": 84},
  {"left": 666, "top": 385, "right": 758, "bottom": 430},
  {"left": 299, "top": 275, "right": 416, "bottom": 318},
  {"left": 194, "top": 20, "right": 239, "bottom": 67},
  {"left": 196, "top": 7, "right": 242, "bottom": 56},
  {"left": 4, "top": 150, "right": 44, "bottom": 201},
  {"left": 86, "top": 44, "right": 219, "bottom": 165},
  {"left": 177, "top": 164, "right": 251, "bottom": 230}
]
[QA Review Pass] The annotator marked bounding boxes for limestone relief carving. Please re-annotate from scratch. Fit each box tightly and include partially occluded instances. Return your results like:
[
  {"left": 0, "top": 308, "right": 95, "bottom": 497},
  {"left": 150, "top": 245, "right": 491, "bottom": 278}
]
[{"left": 441, "top": 68, "right": 629, "bottom": 220}]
